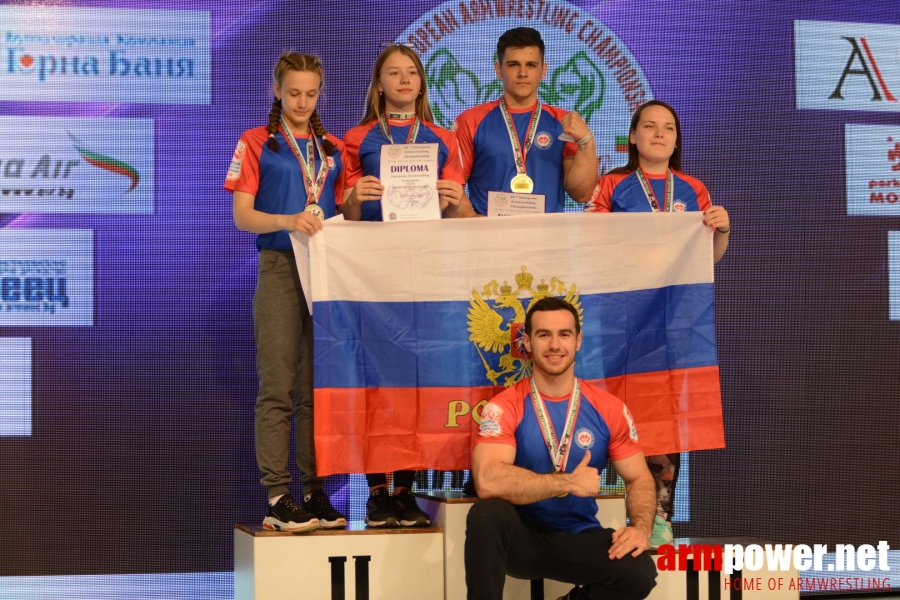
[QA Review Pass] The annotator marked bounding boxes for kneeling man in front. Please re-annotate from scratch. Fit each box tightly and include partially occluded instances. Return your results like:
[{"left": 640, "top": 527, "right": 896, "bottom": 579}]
[{"left": 465, "top": 297, "right": 658, "bottom": 600}]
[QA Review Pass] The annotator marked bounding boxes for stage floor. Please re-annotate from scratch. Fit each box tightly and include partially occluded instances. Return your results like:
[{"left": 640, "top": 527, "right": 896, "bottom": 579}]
[{"left": 1, "top": 551, "right": 896, "bottom": 599}]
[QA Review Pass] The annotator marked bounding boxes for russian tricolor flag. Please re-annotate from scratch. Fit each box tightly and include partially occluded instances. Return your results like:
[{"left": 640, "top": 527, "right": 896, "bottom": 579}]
[{"left": 305, "top": 213, "right": 724, "bottom": 476}]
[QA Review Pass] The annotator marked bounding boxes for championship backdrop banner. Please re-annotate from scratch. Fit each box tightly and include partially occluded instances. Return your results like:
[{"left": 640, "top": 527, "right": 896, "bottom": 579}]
[{"left": 307, "top": 213, "right": 723, "bottom": 476}]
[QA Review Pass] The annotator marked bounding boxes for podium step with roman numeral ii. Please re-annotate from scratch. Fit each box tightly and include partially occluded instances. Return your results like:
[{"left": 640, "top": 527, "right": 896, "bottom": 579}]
[
  {"left": 234, "top": 505, "right": 802, "bottom": 600},
  {"left": 234, "top": 522, "right": 444, "bottom": 600}
]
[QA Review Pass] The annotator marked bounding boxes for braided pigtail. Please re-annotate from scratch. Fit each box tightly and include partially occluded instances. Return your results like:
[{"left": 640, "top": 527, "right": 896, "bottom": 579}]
[
  {"left": 309, "top": 110, "right": 337, "bottom": 156},
  {"left": 270, "top": 52, "right": 334, "bottom": 153},
  {"left": 266, "top": 95, "right": 281, "bottom": 152}
]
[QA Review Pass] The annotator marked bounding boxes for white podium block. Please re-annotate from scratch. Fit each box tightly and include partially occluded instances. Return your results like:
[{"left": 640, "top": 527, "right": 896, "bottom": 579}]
[
  {"left": 234, "top": 522, "right": 444, "bottom": 600},
  {"left": 416, "top": 491, "right": 626, "bottom": 599}
]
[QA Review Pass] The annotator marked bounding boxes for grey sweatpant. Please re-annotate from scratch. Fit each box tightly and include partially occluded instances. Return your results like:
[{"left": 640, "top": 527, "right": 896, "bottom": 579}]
[{"left": 253, "top": 248, "right": 322, "bottom": 499}]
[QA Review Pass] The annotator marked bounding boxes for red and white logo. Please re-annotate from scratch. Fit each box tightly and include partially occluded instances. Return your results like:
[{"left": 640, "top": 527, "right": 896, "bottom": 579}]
[
  {"left": 326, "top": 155, "right": 336, "bottom": 170},
  {"left": 535, "top": 132, "right": 552, "bottom": 149},
  {"left": 673, "top": 201, "right": 686, "bottom": 212},
  {"left": 481, "top": 402, "right": 504, "bottom": 422},
  {"left": 226, "top": 139, "right": 245, "bottom": 181},
  {"left": 575, "top": 428, "right": 594, "bottom": 449},
  {"left": 480, "top": 402, "right": 504, "bottom": 437}
]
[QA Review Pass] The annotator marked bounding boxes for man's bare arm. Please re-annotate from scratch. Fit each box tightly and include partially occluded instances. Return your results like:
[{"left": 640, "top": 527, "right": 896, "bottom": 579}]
[
  {"left": 562, "top": 152, "right": 599, "bottom": 204},
  {"left": 472, "top": 443, "right": 600, "bottom": 505},
  {"left": 608, "top": 450, "right": 656, "bottom": 558}
]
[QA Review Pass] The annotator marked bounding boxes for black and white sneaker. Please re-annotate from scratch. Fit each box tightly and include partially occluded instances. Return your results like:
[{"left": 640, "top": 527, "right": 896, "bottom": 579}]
[
  {"left": 263, "top": 494, "right": 319, "bottom": 533},
  {"left": 392, "top": 490, "right": 431, "bottom": 527},
  {"left": 304, "top": 490, "right": 347, "bottom": 529},
  {"left": 365, "top": 487, "right": 399, "bottom": 527}
]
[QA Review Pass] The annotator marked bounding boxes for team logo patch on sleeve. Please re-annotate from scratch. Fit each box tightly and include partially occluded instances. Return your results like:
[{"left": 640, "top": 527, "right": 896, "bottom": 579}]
[
  {"left": 226, "top": 140, "right": 245, "bottom": 181},
  {"left": 575, "top": 428, "right": 594, "bottom": 449},
  {"left": 623, "top": 405, "right": 639, "bottom": 442},
  {"left": 479, "top": 402, "right": 504, "bottom": 437}
]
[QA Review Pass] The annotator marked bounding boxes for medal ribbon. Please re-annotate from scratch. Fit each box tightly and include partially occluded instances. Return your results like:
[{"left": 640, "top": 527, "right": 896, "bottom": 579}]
[
  {"left": 499, "top": 99, "right": 542, "bottom": 176},
  {"left": 529, "top": 377, "right": 581, "bottom": 473},
  {"left": 280, "top": 116, "right": 327, "bottom": 206},
  {"left": 379, "top": 113, "right": 421, "bottom": 145},
  {"left": 635, "top": 167, "right": 674, "bottom": 213}
]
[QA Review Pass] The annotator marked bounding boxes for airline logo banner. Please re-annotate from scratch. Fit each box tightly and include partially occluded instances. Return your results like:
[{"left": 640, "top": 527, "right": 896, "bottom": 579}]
[
  {"left": 795, "top": 20, "right": 900, "bottom": 112},
  {"left": 0, "top": 117, "right": 154, "bottom": 214},
  {"left": 304, "top": 213, "right": 723, "bottom": 476},
  {"left": 0, "top": 7, "right": 210, "bottom": 104}
]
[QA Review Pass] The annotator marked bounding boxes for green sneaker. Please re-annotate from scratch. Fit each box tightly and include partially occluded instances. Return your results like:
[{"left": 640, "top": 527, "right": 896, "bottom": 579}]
[{"left": 650, "top": 515, "right": 673, "bottom": 549}]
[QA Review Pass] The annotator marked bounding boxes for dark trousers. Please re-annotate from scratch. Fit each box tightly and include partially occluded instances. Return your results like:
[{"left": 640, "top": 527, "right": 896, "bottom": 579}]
[
  {"left": 366, "top": 470, "right": 416, "bottom": 489},
  {"left": 465, "top": 499, "right": 657, "bottom": 600},
  {"left": 253, "top": 249, "right": 322, "bottom": 498}
]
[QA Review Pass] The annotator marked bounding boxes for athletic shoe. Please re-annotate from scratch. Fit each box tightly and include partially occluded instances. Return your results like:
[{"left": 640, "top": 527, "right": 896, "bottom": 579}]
[
  {"left": 392, "top": 490, "right": 431, "bottom": 527},
  {"left": 365, "top": 487, "right": 399, "bottom": 527},
  {"left": 304, "top": 490, "right": 347, "bottom": 529},
  {"left": 649, "top": 515, "right": 673, "bottom": 549},
  {"left": 262, "top": 494, "right": 319, "bottom": 533}
]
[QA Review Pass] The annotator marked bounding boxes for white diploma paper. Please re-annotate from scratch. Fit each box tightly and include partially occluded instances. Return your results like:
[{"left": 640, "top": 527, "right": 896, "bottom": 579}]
[
  {"left": 380, "top": 143, "right": 441, "bottom": 221},
  {"left": 487, "top": 191, "right": 546, "bottom": 217}
]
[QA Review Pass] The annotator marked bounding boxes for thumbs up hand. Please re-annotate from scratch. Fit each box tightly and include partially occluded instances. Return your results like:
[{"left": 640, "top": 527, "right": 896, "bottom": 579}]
[{"left": 567, "top": 450, "right": 600, "bottom": 498}]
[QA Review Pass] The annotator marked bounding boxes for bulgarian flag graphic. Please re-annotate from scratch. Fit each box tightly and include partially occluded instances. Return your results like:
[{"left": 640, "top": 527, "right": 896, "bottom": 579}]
[
  {"left": 615, "top": 136, "right": 629, "bottom": 153},
  {"left": 69, "top": 133, "right": 140, "bottom": 192}
]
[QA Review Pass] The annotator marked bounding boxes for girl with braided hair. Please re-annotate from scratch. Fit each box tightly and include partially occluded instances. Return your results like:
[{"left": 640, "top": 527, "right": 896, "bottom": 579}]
[{"left": 224, "top": 51, "right": 346, "bottom": 532}]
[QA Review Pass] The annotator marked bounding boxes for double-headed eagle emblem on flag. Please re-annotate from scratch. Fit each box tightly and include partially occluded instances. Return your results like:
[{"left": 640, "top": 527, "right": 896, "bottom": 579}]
[{"left": 467, "top": 266, "right": 583, "bottom": 387}]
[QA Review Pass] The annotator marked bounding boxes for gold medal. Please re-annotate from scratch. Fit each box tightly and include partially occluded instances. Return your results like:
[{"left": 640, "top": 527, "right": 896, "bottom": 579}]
[
  {"left": 304, "top": 203, "right": 325, "bottom": 221},
  {"left": 499, "top": 98, "right": 541, "bottom": 198},
  {"left": 510, "top": 173, "right": 534, "bottom": 194}
]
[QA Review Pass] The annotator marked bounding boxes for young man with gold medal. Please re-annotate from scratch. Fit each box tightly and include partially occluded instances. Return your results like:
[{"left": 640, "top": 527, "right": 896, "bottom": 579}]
[{"left": 453, "top": 27, "right": 599, "bottom": 215}]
